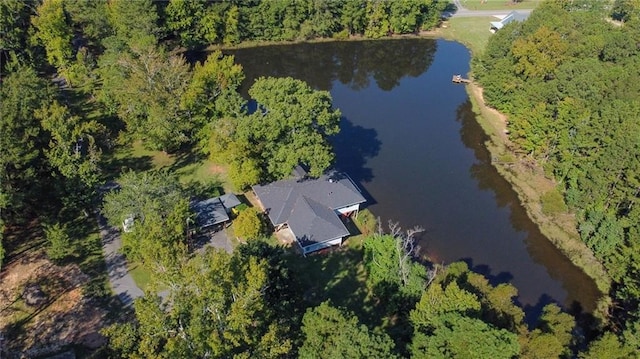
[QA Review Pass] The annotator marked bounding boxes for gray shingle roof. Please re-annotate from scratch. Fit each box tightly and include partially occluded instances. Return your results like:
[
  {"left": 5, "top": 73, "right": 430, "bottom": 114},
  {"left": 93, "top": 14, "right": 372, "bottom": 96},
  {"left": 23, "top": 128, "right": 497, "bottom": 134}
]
[
  {"left": 252, "top": 171, "right": 366, "bottom": 247},
  {"left": 219, "top": 193, "right": 241, "bottom": 209},
  {"left": 191, "top": 197, "right": 229, "bottom": 229},
  {"left": 253, "top": 171, "right": 365, "bottom": 225},
  {"left": 288, "top": 196, "right": 350, "bottom": 246}
]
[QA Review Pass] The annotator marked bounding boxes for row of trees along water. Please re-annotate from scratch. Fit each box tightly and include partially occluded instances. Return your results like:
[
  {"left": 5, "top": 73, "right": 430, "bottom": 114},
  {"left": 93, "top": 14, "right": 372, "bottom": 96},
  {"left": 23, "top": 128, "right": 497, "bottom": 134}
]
[
  {"left": 0, "top": 0, "right": 635, "bottom": 357},
  {"left": 474, "top": 0, "right": 640, "bottom": 356}
]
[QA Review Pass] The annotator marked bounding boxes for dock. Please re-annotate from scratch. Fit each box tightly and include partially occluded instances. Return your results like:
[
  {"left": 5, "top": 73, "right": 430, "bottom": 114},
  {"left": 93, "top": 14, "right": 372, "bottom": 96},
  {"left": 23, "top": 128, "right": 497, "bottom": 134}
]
[{"left": 452, "top": 74, "right": 470, "bottom": 84}]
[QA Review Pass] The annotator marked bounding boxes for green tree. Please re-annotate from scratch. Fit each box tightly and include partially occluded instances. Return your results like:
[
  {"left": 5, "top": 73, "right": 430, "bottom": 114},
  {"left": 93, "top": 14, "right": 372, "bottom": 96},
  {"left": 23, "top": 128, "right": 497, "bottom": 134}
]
[
  {"left": 30, "top": 0, "right": 73, "bottom": 70},
  {"left": 99, "top": 45, "right": 192, "bottom": 152},
  {"left": 102, "top": 170, "right": 184, "bottom": 230},
  {"left": 104, "top": 248, "right": 292, "bottom": 358},
  {"left": 64, "top": 0, "right": 110, "bottom": 50},
  {"left": 364, "top": 0, "right": 390, "bottom": 39},
  {"left": 245, "top": 76, "right": 341, "bottom": 179},
  {"left": 0, "top": 0, "right": 33, "bottom": 61},
  {"left": 181, "top": 50, "right": 245, "bottom": 142},
  {"left": 340, "top": 0, "right": 367, "bottom": 35},
  {"left": 410, "top": 312, "right": 520, "bottom": 359},
  {"left": 106, "top": 0, "right": 160, "bottom": 48},
  {"left": 44, "top": 222, "right": 74, "bottom": 262},
  {"left": 233, "top": 207, "right": 265, "bottom": 241},
  {"left": 512, "top": 26, "right": 569, "bottom": 80},
  {"left": 410, "top": 281, "right": 481, "bottom": 329},
  {"left": 363, "top": 223, "right": 428, "bottom": 303},
  {"left": 0, "top": 65, "right": 54, "bottom": 218},
  {"left": 36, "top": 101, "right": 105, "bottom": 189},
  {"left": 299, "top": 301, "right": 397, "bottom": 358}
]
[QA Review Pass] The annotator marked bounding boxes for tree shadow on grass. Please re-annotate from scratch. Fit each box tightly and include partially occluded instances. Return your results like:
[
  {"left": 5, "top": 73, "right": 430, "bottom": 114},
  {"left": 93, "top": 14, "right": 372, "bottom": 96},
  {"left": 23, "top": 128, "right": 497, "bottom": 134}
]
[
  {"left": 102, "top": 154, "right": 154, "bottom": 179},
  {"left": 286, "top": 247, "right": 379, "bottom": 327}
]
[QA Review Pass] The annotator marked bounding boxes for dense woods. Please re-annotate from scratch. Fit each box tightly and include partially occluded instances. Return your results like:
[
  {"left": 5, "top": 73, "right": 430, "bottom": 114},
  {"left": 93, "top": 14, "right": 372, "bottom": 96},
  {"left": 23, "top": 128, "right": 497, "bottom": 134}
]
[
  {"left": 1, "top": 0, "right": 639, "bottom": 357},
  {"left": 475, "top": 1, "right": 640, "bottom": 355}
]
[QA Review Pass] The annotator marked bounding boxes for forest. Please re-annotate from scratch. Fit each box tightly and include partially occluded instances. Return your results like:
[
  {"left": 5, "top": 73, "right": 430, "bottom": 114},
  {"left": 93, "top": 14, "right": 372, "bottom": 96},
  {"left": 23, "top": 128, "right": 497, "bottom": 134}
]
[
  {"left": 0, "top": 0, "right": 638, "bottom": 357},
  {"left": 474, "top": 0, "right": 640, "bottom": 356}
]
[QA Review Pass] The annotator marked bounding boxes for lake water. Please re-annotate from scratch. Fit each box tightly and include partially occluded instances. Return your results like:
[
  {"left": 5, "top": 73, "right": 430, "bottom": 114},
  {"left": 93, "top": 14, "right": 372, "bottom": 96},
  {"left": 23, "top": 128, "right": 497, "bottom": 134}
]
[{"left": 224, "top": 39, "right": 601, "bottom": 317}]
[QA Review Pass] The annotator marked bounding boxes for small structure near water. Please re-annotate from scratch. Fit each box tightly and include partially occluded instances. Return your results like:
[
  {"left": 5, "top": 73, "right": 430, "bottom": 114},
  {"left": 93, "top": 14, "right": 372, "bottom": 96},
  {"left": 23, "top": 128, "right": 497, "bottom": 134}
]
[{"left": 452, "top": 74, "right": 470, "bottom": 84}]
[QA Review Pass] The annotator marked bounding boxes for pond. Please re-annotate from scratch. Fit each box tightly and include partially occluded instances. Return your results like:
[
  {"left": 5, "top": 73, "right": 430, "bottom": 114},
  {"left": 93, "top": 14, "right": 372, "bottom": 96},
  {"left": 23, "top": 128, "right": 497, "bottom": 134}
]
[{"left": 223, "top": 39, "right": 601, "bottom": 319}]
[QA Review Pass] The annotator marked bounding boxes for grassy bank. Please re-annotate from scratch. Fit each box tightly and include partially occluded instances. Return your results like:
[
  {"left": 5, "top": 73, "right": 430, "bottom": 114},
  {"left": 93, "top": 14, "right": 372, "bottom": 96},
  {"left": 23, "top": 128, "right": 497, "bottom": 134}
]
[{"left": 436, "top": 17, "right": 611, "bottom": 309}]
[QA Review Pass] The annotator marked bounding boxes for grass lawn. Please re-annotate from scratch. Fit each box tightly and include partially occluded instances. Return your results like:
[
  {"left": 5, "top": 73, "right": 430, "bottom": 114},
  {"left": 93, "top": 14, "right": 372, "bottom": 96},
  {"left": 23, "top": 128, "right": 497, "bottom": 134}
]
[
  {"left": 128, "top": 262, "right": 154, "bottom": 292},
  {"left": 438, "top": 16, "right": 496, "bottom": 55},
  {"left": 458, "top": 0, "right": 541, "bottom": 11}
]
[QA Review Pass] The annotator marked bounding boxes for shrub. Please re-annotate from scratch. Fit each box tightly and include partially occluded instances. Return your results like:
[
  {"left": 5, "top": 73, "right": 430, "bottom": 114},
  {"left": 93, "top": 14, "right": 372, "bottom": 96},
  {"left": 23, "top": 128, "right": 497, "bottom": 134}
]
[
  {"left": 233, "top": 207, "right": 265, "bottom": 240},
  {"left": 541, "top": 189, "right": 568, "bottom": 215},
  {"left": 45, "top": 223, "right": 74, "bottom": 262}
]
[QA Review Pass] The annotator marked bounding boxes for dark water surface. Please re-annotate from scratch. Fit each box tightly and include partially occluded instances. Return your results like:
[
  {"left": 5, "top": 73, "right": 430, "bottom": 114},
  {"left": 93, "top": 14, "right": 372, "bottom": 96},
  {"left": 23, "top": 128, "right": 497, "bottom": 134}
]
[{"left": 224, "top": 39, "right": 601, "bottom": 315}]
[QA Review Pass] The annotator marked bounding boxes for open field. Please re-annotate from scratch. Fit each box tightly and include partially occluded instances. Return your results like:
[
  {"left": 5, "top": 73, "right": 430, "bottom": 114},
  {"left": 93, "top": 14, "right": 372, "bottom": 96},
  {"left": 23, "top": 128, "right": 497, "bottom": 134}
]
[
  {"left": 437, "top": 16, "right": 495, "bottom": 55},
  {"left": 458, "top": 0, "right": 542, "bottom": 11}
]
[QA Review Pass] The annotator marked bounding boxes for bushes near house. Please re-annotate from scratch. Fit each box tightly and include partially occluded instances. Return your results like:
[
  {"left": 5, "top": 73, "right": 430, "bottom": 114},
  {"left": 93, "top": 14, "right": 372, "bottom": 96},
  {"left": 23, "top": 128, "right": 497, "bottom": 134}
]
[{"left": 233, "top": 207, "right": 265, "bottom": 240}]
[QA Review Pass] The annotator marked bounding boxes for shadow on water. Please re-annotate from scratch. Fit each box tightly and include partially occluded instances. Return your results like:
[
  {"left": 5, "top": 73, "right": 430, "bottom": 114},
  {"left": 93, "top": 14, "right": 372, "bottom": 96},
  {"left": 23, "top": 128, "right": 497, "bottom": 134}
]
[
  {"left": 220, "top": 39, "right": 438, "bottom": 96},
  {"left": 330, "top": 116, "right": 381, "bottom": 204},
  {"left": 455, "top": 99, "right": 601, "bottom": 313},
  {"left": 459, "top": 258, "right": 515, "bottom": 287}
]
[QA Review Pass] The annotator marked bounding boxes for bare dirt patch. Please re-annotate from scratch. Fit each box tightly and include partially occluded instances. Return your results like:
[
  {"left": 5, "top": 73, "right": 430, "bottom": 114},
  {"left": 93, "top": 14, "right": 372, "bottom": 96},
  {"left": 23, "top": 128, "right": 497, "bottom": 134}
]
[
  {"left": 0, "top": 252, "right": 109, "bottom": 357},
  {"left": 207, "top": 163, "right": 226, "bottom": 175}
]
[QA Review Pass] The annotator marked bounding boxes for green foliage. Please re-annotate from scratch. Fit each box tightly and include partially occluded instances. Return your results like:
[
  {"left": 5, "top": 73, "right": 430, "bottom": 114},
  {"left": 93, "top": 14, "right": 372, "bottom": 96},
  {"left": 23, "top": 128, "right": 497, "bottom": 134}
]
[
  {"left": 36, "top": 101, "right": 105, "bottom": 189},
  {"left": 102, "top": 170, "right": 184, "bottom": 230},
  {"left": 102, "top": 170, "right": 190, "bottom": 273},
  {"left": 0, "top": 0, "right": 33, "bottom": 57},
  {"left": 106, "top": 0, "right": 160, "bottom": 48},
  {"left": 0, "top": 65, "right": 54, "bottom": 218},
  {"left": 30, "top": 0, "right": 73, "bottom": 70},
  {"left": 410, "top": 282, "right": 480, "bottom": 329},
  {"left": 98, "top": 44, "right": 192, "bottom": 152},
  {"left": 104, "top": 248, "right": 293, "bottom": 358},
  {"left": 210, "top": 76, "right": 341, "bottom": 189},
  {"left": 410, "top": 312, "right": 520, "bottom": 359},
  {"left": 44, "top": 222, "right": 74, "bottom": 261},
  {"left": 299, "top": 301, "right": 397, "bottom": 358},
  {"left": 182, "top": 50, "right": 245, "bottom": 143},
  {"left": 476, "top": 1, "right": 640, "bottom": 332},
  {"left": 247, "top": 76, "right": 341, "bottom": 179},
  {"left": 580, "top": 327, "right": 639, "bottom": 359},
  {"left": 233, "top": 207, "right": 265, "bottom": 241},
  {"left": 540, "top": 189, "right": 567, "bottom": 214},
  {"left": 362, "top": 229, "right": 428, "bottom": 309}
]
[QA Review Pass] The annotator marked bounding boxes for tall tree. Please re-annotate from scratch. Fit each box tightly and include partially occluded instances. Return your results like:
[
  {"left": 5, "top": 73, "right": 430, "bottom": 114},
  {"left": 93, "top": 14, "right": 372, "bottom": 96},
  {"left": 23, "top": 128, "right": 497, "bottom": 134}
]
[
  {"left": 99, "top": 45, "right": 192, "bottom": 152},
  {"left": 0, "top": 65, "right": 54, "bottom": 218},
  {"left": 106, "top": 0, "right": 160, "bottom": 49},
  {"left": 104, "top": 248, "right": 292, "bottom": 358},
  {"left": 246, "top": 76, "right": 341, "bottom": 179},
  {"left": 0, "top": 0, "right": 33, "bottom": 63},
  {"left": 299, "top": 301, "right": 397, "bottom": 358},
  {"left": 30, "top": 0, "right": 73, "bottom": 70}
]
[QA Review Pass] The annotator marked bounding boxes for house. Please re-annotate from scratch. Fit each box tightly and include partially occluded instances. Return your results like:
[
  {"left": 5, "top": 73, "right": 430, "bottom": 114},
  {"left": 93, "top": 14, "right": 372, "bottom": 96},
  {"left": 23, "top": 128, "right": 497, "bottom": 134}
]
[
  {"left": 191, "top": 193, "right": 241, "bottom": 230},
  {"left": 490, "top": 11, "right": 529, "bottom": 32},
  {"left": 252, "top": 169, "right": 366, "bottom": 255}
]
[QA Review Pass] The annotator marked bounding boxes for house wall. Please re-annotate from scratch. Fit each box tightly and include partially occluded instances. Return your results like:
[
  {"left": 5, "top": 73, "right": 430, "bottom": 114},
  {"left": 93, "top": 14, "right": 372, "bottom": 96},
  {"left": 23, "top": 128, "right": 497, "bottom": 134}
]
[
  {"left": 336, "top": 203, "right": 360, "bottom": 215},
  {"left": 301, "top": 237, "right": 343, "bottom": 255}
]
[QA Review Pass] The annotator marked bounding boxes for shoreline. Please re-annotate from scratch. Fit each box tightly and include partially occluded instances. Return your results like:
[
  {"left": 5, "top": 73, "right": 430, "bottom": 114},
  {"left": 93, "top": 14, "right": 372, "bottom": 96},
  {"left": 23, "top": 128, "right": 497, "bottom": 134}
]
[
  {"left": 207, "top": 30, "right": 612, "bottom": 315},
  {"left": 463, "top": 81, "right": 611, "bottom": 312}
]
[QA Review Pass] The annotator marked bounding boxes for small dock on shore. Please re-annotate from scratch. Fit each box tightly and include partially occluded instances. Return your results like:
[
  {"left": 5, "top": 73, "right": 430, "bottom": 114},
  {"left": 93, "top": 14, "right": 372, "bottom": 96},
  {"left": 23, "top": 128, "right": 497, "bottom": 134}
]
[{"left": 452, "top": 74, "right": 470, "bottom": 84}]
